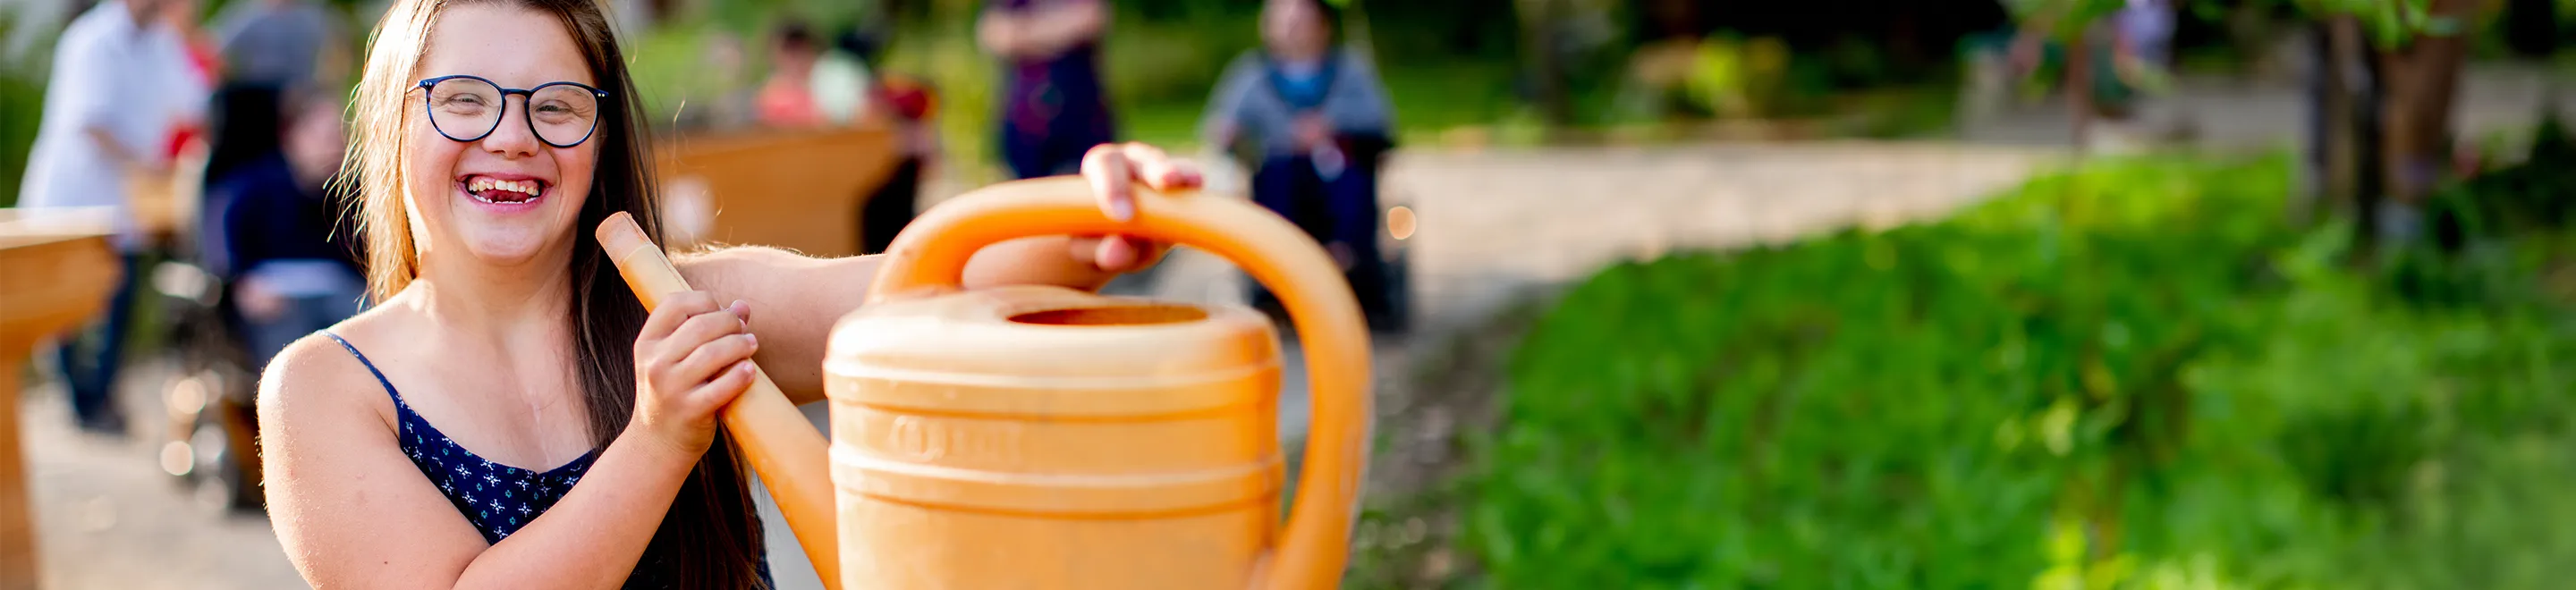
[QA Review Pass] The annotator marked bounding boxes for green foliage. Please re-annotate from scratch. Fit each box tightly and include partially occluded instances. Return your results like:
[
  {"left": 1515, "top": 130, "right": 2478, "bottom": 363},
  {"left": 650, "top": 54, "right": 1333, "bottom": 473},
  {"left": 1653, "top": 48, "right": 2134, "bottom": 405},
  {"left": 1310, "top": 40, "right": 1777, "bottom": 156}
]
[
  {"left": 1682, "top": 36, "right": 1792, "bottom": 119},
  {"left": 1466, "top": 154, "right": 2576, "bottom": 588},
  {"left": 2005, "top": 0, "right": 2133, "bottom": 41},
  {"left": 1, "top": 11, "right": 52, "bottom": 208},
  {"left": 2021, "top": 0, "right": 2478, "bottom": 48},
  {"left": 2428, "top": 108, "right": 2576, "bottom": 241}
]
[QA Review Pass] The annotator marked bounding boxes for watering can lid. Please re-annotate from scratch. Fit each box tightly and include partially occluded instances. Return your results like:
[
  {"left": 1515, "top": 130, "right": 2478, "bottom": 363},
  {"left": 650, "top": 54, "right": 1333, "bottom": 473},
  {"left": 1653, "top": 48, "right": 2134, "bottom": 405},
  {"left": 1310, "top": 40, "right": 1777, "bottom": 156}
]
[{"left": 824, "top": 285, "right": 1282, "bottom": 395}]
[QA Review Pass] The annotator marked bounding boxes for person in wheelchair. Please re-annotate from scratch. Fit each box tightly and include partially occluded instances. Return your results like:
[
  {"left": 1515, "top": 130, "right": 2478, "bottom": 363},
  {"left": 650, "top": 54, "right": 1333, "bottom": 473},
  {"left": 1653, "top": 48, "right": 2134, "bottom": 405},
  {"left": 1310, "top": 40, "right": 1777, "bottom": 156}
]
[
  {"left": 204, "top": 91, "right": 368, "bottom": 370},
  {"left": 1200, "top": 0, "right": 1398, "bottom": 327}
]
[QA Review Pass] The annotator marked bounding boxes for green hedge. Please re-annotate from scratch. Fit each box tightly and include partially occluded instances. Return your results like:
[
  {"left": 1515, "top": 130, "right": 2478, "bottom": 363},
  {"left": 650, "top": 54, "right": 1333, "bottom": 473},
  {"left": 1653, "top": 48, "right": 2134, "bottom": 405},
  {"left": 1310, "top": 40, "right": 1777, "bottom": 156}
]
[
  {"left": 2, "top": 12, "right": 50, "bottom": 208},
  {"left": 1470, "top": 155, "right": 2576, "bottom": 588}
]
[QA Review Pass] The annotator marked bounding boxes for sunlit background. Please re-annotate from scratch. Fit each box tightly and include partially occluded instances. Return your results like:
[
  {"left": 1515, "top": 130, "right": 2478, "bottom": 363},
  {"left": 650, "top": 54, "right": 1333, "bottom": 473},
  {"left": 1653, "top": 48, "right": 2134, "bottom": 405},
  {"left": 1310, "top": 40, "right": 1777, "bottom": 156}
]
[{"left": 4, "top": 0, "right": 2576, "bottom": 588}]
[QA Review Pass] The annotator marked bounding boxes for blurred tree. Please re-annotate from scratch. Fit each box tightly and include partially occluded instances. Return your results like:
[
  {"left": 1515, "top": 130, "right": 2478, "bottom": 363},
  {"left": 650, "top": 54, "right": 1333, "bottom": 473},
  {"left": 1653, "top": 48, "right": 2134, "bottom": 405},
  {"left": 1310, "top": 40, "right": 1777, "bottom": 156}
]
[
  {"left": 2012, "top": 0, "right": 2489, "bottom": 249},
  {"left": 2003, "top": 0, "right": 2128, "bottom": 149},
  {"left": 2293, "top": 0, "right": 2482, "bottom": 248},
  {"left": 1514, "top": 0, "right": 1629, "bottom": 131},
  {"left": 1517, "top": 0, "right": 1574, "bottom": 129}
]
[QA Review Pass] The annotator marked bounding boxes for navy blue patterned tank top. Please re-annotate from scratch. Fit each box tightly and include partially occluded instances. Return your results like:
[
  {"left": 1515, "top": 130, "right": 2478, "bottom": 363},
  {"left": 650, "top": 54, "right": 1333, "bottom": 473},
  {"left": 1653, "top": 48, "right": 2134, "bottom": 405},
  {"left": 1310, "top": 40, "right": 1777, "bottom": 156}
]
[{"left": 321, "top": 332, "right": 772, "bottom": 588}]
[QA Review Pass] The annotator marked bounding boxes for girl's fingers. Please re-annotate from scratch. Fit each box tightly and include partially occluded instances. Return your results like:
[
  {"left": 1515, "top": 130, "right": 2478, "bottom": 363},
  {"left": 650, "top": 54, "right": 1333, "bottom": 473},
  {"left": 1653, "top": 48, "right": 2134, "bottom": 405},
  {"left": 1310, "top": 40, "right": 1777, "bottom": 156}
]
[
  {"left": 1081, "top": 144, "right": 1136, "bottom": 222},
  {"left": 1068, "top": 235, "right": 1162, "bottom": 273},
  {"left": 665, "top": 301, "right": 750, "bottom": 357},
  {"left": 691, "top": 360, "right": 758, "bottom": 409},
  {"left": 672, "top": 333, "right": 758, "bottom": 389},
  {"left": 1075, "top": 142, "right": 1196, "bottom": 273},
  {"left": 1066, "top": 235, "right": 1106, "bottom": 270},
  {"left": 1095, "top": 234, "right": 1140, "bottom": 272},
  {"left": 1120, "top": 142, "right": 1200, "bottom": 190},
  {"left": 640, "top": 291, "right": 719, "bottom": 341}
]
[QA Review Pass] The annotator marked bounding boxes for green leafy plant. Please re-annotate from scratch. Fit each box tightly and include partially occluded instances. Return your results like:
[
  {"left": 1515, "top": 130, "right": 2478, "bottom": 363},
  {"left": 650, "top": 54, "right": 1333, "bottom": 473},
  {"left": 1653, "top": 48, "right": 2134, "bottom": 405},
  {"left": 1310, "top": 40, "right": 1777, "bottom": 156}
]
[
  {"left": 1454, "top": 154, "right": 2576, "bottom": 588},
  {"left": 1, "top": 11, "right": 52, "bottom": 208}
]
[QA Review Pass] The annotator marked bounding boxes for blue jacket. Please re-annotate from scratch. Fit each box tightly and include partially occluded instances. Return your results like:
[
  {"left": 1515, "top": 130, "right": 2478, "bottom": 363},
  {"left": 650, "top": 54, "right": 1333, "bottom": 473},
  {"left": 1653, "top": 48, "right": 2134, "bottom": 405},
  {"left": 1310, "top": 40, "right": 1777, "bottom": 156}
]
[
  {"left": 204, "top": 152, "right": 362, "bottom": 282},
  {"left": 1199, "top": 47, "right": 1395, "bottom": 163}
]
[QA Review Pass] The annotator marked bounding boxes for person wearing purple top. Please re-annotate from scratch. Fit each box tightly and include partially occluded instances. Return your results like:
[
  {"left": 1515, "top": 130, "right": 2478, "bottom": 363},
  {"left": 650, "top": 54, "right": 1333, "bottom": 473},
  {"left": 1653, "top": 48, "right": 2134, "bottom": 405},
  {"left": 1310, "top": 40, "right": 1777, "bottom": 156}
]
[{"left": 979, "top": 0, "right": 1118, "bottom": 179}]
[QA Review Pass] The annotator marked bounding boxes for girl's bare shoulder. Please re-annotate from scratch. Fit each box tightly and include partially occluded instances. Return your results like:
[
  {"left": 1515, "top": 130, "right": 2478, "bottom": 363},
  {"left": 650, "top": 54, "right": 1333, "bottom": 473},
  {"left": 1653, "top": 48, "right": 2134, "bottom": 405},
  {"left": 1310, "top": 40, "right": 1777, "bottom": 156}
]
[{"left": 255, "top": 302, "right": 412, "bottom": 432}]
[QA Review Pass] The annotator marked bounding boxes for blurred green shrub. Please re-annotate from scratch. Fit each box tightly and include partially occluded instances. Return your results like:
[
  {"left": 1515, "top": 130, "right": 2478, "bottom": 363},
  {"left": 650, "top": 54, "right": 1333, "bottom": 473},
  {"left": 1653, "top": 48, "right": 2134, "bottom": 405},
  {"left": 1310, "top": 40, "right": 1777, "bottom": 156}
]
[
  {"left": 1465, "top": 154, "right": 2576, "bottom": 588},
  {"left": 1682, "top": 36, "right": 1790, "bottom": 119},
  {"left": 2, "top": 12, "right": 52, "bottom": 208},
  {"left": 2430, "top": 107, "right": 2576, "bottom": 241}
]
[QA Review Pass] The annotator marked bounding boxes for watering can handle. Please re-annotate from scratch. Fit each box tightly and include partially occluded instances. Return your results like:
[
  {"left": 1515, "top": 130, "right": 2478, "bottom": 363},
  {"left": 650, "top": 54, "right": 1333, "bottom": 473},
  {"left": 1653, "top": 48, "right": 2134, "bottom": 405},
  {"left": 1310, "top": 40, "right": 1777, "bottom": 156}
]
[
  {"left": 597, "top": 213, "right": 844, "bottom": 590},
  {"left": 869, "top": 175, "right": 1374, "bottom": 590}
]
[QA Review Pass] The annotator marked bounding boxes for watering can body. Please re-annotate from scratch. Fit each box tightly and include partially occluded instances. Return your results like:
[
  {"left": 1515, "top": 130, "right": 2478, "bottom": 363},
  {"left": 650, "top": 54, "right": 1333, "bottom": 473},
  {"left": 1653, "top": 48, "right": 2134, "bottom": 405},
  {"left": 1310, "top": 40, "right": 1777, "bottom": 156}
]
[
  {"left": 826, "top": 287, "right": 1286, "bottom": 587},
  {"left": 821, "top": 176, "right": 1374, "bottom": 589}
]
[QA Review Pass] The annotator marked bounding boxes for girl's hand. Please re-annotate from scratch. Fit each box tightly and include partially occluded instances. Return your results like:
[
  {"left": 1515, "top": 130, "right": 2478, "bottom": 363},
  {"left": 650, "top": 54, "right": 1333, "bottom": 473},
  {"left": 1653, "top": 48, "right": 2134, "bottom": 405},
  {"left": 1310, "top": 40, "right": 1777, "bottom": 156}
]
[
  {"left": 628, "top": 292, "right": 758, "bottom": 458},
  {"left": 1076, "top": 142, "right": 1202, "bottom": 274}
]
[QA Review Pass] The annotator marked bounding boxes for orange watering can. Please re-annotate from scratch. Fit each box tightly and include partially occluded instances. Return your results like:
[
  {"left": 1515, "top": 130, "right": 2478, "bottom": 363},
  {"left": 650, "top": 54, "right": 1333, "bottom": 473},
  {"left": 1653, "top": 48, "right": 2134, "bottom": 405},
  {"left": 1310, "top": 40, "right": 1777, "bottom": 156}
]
[{"left": 597, "top": 176, "right": 1374, "bottom": 589}]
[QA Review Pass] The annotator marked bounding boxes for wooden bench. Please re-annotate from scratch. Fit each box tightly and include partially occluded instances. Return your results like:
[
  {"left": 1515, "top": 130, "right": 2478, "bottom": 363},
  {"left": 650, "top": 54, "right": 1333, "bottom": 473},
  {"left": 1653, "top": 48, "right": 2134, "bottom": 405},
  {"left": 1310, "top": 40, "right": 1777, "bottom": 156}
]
[
  {"left": 0, "top": 208, "right": 123, "bottom": 590},
  {"left": 654, "top": 126, "right": 903, "bottom": 259}
]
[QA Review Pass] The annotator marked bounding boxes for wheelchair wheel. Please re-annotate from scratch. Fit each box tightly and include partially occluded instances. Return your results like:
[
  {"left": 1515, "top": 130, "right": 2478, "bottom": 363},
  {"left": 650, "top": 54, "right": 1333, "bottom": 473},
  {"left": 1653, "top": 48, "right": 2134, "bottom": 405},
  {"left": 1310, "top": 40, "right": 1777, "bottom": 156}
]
[
  {"left": 1377, "top": 244, "right": 1412, "bottom": 335},
  {"left": 188, "top": 416, "right": 244, "bottom": 512},
  {"left": 165, "top": 366, "right": 262, "bottom": 514},
  {"left": 148, "top": 260, "right": 265, "bottom": 513}
]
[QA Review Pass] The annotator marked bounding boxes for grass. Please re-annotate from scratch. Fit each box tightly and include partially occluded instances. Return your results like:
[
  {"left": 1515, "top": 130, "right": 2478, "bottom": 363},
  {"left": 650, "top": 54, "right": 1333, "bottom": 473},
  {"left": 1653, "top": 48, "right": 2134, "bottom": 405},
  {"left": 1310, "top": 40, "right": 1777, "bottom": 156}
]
[{"left": 1426, "top": 151, "right": 2576, "bottom": 588}]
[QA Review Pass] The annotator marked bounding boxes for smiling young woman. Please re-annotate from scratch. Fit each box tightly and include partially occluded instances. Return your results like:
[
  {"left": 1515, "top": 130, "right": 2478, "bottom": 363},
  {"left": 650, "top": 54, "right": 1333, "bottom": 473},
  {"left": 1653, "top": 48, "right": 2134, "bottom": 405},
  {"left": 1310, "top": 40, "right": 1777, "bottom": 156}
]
[{"left": 256, "top": 0, "right": 1199, "bottom": 587}]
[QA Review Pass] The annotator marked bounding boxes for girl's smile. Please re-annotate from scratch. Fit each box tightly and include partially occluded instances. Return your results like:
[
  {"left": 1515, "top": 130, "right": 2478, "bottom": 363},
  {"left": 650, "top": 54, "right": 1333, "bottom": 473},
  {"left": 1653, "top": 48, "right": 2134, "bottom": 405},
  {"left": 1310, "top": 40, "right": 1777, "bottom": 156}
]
[{"left": 457, "top": 172, "right": 550, "bottom": 209}]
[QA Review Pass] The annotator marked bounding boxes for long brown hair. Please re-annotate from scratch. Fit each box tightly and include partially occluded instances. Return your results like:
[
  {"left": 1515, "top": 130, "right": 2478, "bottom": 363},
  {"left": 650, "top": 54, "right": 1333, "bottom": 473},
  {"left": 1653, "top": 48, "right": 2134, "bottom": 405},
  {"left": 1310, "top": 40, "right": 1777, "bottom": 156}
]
[{"left": 342, "top": 0, "right": 769, "bottom": 586}]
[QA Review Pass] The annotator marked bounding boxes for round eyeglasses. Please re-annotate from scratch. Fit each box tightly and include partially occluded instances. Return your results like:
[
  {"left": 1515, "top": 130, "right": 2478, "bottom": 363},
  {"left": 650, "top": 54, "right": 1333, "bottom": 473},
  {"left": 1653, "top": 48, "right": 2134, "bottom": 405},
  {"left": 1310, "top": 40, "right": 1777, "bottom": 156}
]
[{"left": 415, "top": 75, "right": 611, "bottom": 148}]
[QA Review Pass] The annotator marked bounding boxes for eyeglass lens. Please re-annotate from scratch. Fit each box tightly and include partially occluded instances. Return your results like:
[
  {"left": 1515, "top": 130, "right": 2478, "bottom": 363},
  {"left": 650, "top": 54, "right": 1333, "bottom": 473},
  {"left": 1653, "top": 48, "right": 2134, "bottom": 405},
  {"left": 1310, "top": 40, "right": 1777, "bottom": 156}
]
[{"left": 425, "top": 77, "right": 600, "bottom": 147}]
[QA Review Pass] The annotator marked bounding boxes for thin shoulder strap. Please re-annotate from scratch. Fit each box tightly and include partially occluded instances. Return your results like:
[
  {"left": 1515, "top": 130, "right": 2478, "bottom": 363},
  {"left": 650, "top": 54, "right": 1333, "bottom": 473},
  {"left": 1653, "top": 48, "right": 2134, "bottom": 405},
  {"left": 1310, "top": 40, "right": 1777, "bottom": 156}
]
[{"left": 319, "top": 331, "right": 403, "bottom": 403}]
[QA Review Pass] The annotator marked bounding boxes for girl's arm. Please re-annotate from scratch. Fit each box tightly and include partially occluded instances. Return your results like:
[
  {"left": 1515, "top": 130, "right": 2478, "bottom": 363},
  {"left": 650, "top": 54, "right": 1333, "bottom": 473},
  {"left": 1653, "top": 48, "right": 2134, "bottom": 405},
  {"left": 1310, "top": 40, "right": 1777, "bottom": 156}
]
[
  {"left": 258, "top": 336, "right": 701, "bottom": 590},
  {"left": 678, "top": 143, "right": 1198, "bottom": 405}
]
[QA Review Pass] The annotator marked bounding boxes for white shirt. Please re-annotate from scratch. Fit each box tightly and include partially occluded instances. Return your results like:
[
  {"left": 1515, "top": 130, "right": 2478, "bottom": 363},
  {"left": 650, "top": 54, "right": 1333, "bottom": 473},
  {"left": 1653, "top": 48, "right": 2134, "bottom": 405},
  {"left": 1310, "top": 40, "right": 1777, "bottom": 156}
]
[{"left": 16, "top": 1, "right": 205, "bottom": 251}]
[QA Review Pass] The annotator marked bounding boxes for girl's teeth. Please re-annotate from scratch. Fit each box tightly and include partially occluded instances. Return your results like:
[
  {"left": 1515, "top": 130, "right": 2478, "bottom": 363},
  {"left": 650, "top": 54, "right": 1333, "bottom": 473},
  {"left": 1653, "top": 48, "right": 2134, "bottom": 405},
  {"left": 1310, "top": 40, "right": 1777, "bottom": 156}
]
[{"left": 467, "top": 178, "right": 540, "bottom": 198}]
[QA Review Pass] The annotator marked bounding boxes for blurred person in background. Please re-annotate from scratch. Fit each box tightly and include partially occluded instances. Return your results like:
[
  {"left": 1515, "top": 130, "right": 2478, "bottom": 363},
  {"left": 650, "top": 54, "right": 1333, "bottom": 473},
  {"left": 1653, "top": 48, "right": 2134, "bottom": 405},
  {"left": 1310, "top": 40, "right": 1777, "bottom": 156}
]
[
  {"left": 2009, "top": 0, "right": 2183, "bottom": 149},
  {"left": 158, "top": 0, "right": 218, "bottom": 159},
  {"left": 211, "top": 0, "right": 336, "bottom": 93},
  {"left": 208, "top": 91, "right": 367, "bottom": 372},
  {"left": 203, "top": 0, "right": 342, "bottom": 183},
  {"left": 2101, "top": 0, "right": 2182, "bottom": 133},
  {"left": 18, "top": 0, "right": 205, "bottom": 434},
  {"left": 1200, "top": 0, "right": 1397, "bottom": 324},
  {"left": 684, "top": 30, "right": 755, "bottom": 130},
  {"left": 836, "top": 27, "right": 942, "bottom": 255},
  {"left": 755, "top": 21, "right": 873, "bottom": 129},
  {"left": 979, "top": 0, "right": 1116, "bottom": 180}
]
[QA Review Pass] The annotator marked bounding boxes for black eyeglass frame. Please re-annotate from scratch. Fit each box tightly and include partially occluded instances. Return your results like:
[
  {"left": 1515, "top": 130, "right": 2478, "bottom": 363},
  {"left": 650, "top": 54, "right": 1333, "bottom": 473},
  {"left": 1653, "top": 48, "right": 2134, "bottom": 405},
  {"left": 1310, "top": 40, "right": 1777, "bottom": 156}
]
[{"left": 413, "top": 74, "right": 614, "bottom": 148}]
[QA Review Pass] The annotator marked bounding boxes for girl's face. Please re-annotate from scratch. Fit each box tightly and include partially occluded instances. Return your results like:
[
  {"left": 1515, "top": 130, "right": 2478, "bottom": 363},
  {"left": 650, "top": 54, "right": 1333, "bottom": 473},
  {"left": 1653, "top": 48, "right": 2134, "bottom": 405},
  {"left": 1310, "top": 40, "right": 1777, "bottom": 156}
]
[{"left": 403, "top": 4, "right": 597, "bottom": 270}]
